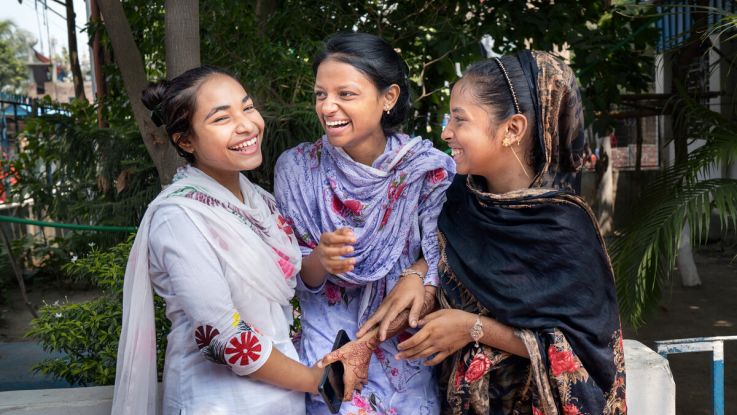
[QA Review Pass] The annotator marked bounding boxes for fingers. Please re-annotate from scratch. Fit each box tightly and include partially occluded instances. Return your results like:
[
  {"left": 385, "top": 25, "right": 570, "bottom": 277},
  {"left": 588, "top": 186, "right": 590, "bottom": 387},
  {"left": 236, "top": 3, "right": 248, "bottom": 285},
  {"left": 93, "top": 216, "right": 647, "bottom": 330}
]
[
  {"left": 317, "top": 350, "right": 341, "bottom": 368},
  {"left": 397, "top": 342, "right": 437, "bottom": 361},
  {"left": 378, "top": 302, "right": 405, "bottom": 341},
  {"left": 397, "top": 327, "right": 430, "bottom": 353},
  {"left": 357, "top": 306, "right": 388, "bottom": 337},
  {"left": 407, "top": 295, "right": 423, "bottom": 328},
  {"left": 343, "top": 373, "right": 359, "bottom": 401},
  {"left": 417, "top": 309, "right": 441, "bottom": 326},
  {"left": 322, "top": 257, "right": 355, "bottom": 274},
  {"left": 322, "top": 228, "right": 356, "bottom": 246},
  {"left": 424, "top": 351, "right": 450, "bottom": 366}
]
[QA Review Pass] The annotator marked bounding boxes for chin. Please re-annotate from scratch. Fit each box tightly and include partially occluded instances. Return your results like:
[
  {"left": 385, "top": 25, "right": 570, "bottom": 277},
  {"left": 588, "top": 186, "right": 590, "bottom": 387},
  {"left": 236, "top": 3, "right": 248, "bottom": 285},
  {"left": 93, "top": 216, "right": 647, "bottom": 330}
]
[{"left": 240, "top": 154, "right": 263, "bottom": 171}]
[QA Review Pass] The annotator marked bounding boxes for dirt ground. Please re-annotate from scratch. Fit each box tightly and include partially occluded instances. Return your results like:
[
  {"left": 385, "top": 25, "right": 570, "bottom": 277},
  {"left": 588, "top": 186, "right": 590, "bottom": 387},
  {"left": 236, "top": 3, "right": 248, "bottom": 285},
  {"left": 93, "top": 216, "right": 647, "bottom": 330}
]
[{"left": 1, "top": 245, "right": 736, "bottom": 413}]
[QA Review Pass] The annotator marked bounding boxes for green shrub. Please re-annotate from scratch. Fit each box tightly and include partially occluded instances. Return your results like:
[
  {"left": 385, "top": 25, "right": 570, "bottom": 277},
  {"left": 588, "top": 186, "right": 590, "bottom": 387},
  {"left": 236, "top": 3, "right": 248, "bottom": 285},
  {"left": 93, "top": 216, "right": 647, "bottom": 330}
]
[{"left": 26, "top": 235, "right": 170, "bottom": 386}]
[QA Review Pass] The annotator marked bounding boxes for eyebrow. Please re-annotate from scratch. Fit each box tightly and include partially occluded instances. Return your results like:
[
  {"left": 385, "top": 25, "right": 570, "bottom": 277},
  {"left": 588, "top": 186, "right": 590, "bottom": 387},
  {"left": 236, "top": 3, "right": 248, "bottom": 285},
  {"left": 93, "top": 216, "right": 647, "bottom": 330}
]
[
  {"left": 451, "top": 107, "right": 467, "bottom": 115},
  {"left": 204, "top": 94, "right": 250, "bottom": 121},
  {"left": 313, "top": 83, "right": 360, "bottom": 90}
]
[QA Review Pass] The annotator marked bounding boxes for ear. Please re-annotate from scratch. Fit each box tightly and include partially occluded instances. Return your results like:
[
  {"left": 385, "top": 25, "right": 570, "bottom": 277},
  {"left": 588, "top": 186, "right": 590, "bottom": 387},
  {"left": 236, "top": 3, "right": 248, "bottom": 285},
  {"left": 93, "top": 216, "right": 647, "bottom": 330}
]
[
  {"left": 382, "top": 84, "right": 401, "bottom": 111},
  {"left": 173, "top": 132, "right": 195, "bottom": 155},
  {"left": 505, "top": 113, "right": 529, "bottom": 141}
]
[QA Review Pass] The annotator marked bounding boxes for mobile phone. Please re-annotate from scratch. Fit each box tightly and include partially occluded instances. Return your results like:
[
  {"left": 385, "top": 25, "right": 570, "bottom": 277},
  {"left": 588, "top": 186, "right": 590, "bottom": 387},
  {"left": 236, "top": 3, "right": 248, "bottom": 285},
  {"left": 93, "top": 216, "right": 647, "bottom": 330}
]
[{"left": 318, "top": 329, "right": 351, "bottom": 414}]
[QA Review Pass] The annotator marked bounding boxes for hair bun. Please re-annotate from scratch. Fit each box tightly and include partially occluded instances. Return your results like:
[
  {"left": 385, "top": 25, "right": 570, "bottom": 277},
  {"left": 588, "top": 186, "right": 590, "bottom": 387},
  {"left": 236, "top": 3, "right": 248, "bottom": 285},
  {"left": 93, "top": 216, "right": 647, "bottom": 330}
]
[{"left": 141, "top": 80, "right": 171, "bottom": 126}]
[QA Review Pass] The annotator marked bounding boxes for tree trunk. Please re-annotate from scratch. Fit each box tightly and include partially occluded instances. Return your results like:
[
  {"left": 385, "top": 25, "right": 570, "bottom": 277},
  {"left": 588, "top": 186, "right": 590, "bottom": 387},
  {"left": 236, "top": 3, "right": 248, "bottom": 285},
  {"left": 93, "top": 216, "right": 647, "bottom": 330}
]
[
  {"left": 255, "top": 0, "right": 279, "bottom": 37},
  {"left": 678, "top": 222, "right": 702, "bottom": 287},
  {"left": 670, "top": 1, "right": 708, "bottom": 287},
  {"left": 97, "top": 0, "right": 183, "bottom": 185},
  {"left": 597, "top": 133, "right": 615, "bottom": 235},
  {"left": 90, "top": 0, "right": 107, "bottom": 127},
  {"left": 65, "top": 0, "right": 87, "bottom": 102},
  {"left": 165, "top": 0, "right": 200, "bottom": 79}
]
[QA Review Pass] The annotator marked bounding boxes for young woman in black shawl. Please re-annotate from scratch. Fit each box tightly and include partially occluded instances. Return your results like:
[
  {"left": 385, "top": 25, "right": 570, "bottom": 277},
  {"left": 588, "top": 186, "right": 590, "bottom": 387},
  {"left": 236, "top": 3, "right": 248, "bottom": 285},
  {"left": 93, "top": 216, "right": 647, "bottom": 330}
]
[{"left": 360, "top": 51, "right": 627, "bottom": 415}]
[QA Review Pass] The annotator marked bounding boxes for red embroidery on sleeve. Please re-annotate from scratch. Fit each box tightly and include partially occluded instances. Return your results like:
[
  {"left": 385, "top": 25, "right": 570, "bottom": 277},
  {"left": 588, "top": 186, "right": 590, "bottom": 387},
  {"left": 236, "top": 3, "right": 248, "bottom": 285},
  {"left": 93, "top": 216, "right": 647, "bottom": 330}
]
[{"left": 225, "top": 331, "right": 262, "bottom": 366}]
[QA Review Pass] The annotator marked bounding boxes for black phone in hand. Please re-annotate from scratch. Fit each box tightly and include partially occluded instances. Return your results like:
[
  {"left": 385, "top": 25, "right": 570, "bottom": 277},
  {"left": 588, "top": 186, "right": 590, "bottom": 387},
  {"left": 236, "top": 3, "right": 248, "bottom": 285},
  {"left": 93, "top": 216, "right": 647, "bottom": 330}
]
[{"left": 318, "top": 329, "right": 351, "bottom": 414}]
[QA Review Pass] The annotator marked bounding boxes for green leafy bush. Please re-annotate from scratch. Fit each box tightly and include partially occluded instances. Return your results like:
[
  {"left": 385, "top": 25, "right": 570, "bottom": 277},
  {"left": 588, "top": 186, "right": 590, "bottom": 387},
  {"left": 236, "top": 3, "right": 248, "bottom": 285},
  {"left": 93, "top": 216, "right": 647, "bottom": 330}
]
[{"left": 26, "top": 235, "right": 170, "bottom": 386}]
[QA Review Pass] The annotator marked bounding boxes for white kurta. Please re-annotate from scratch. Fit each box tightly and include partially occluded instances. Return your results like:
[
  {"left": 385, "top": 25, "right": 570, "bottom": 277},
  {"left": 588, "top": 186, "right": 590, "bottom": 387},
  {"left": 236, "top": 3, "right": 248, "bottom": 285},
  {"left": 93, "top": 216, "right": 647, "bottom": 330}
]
[
  {"left": 148, "top": 204, "right": 305, "bottom": 415},
  {"left": 112, "top": 167, "right": 306, "bottom": 414}
]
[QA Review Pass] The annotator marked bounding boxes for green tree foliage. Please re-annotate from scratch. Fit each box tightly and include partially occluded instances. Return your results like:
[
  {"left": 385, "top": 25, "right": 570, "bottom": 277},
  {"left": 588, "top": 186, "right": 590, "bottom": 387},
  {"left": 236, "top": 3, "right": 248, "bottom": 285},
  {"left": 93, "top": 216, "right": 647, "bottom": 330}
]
[{"left": 0, "top": 20, "right": 33, "bottom": 94}]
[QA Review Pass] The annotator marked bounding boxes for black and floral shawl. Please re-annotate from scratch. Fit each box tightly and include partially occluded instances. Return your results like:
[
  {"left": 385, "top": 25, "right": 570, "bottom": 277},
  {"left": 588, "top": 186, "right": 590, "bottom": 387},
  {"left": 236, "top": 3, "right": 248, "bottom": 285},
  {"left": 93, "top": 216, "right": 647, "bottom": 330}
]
[{"left": 437, "top": 51, "right": 626, "bottom": 415}]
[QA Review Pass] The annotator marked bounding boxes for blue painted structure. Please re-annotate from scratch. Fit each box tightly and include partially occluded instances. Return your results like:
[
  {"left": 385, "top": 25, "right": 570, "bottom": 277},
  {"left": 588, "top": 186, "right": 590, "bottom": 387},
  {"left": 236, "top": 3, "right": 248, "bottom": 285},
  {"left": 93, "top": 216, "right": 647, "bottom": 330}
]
[
  {"left": 655, "top": 335, "right": 737, "bottom": 415},
  {"left": 655, "top": 1, "right": 737, "bottom": 52}
]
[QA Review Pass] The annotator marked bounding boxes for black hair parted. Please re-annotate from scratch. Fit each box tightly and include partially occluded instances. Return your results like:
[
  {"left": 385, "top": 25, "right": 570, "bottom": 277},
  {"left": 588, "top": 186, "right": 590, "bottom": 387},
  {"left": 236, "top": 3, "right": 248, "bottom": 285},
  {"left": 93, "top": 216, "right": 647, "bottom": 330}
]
[
  {"left": 312, "top": 32, "right": 411, "bottom": 133},
  {"left": 461, "top": 56, "right": 544, "bottom": 174},
  {"left": 141, "top": 65, "right": 237, "bottom": 164}
]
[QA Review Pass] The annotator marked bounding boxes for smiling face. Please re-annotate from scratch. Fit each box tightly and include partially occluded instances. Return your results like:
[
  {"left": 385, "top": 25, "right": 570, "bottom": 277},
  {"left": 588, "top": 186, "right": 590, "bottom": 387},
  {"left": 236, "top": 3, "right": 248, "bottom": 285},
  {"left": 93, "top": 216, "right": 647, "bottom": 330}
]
[
  {"left": 442, "top": 78, "right": 533, "bottom": 193},
  {"left": 176, "top": 74, "right": 265, "bottom": 183},
  {"left": 442, "top": 80, "right": 505, "bottom": 177},
  {"left": 314, "top": 59, "right": 398, "bottom": 163}
]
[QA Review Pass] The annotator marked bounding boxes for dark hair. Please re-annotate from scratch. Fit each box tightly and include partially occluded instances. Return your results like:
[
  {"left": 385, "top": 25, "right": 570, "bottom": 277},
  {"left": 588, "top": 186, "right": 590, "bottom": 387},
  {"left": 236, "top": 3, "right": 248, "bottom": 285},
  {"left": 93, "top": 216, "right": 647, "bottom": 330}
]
[
  {"left": 461, "top": 56, "right": 544, "bottom": 173},
  {"left": 312, "top": 32, "right": 411, "bottom": 132},
  {"left": 141, "top": 65, "right": 237, "bottom": 163}
]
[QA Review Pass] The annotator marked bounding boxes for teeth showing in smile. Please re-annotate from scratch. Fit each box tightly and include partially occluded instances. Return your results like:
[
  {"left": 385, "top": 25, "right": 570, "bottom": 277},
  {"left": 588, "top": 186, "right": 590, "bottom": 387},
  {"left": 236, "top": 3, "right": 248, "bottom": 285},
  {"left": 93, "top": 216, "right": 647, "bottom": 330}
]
[
  {"left": 229, "top": 137, "right": 257, "bottom": 151},
  {"left": 326, "top": 120, "right": 350, "bottom": 127},
  {"left": 451, "top": 148, "right": 463, "bottom": 157}
]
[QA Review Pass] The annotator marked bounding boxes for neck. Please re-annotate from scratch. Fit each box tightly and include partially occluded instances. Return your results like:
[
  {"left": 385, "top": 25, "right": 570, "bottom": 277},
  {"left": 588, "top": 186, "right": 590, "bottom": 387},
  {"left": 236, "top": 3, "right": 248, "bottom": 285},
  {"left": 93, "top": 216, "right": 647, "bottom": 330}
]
[
  {"left": 193, "top": 163, "right": 244, "bottom": 203},
  {"left": 482, "top": 150, "right": 532, "bottom": 194},
  {"left": 342, "top": 130, "right": 388, "bottom": 166}
]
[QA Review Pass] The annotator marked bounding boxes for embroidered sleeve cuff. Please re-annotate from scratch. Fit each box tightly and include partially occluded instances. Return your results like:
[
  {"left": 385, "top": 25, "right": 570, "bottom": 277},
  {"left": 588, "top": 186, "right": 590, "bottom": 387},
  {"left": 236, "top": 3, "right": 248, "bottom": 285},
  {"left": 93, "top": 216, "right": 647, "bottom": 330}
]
[{"left": 194, "top": 319, "right": 273, "bottom": 377}]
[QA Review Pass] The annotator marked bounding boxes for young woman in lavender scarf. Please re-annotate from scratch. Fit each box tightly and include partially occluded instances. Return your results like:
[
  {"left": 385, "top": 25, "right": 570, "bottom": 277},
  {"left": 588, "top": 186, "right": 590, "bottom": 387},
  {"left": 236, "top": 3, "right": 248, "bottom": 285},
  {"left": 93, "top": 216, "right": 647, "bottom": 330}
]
[{"left": 274, "top": 32, "right": 455, "bottom": 414}]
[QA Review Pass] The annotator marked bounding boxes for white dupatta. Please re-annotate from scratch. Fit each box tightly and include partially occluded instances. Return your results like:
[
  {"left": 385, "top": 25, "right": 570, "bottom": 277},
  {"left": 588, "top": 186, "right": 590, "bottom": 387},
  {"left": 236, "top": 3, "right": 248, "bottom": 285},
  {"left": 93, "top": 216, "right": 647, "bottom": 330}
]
[{"left": 111, "top": 166, "right": 300, "bottom": 415}]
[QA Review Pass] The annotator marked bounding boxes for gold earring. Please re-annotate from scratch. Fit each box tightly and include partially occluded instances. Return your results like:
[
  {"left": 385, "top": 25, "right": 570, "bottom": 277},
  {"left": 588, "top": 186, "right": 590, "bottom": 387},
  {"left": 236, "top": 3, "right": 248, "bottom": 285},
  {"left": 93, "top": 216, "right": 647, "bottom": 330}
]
[{"left": 502, "top": 131, "right": 516, "bottom": 147}]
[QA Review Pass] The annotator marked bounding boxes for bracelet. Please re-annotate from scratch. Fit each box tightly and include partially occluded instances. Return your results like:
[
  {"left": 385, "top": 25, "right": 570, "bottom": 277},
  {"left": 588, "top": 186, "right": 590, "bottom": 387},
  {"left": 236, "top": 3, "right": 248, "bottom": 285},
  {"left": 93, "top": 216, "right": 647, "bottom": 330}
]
[
  {"left": 400, "top": 268, "right": 425, "bottom": 280},
  {"left": 470, "top": 314, "right": 484, "bottom": 347}
]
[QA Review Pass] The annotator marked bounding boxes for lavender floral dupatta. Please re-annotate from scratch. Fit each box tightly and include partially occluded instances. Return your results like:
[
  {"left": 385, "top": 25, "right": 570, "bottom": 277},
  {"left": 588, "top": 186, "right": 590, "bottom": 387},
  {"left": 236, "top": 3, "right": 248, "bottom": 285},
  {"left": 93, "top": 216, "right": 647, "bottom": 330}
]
[{"left": 274, "top": 133, "right": 454, "bottom": 322}]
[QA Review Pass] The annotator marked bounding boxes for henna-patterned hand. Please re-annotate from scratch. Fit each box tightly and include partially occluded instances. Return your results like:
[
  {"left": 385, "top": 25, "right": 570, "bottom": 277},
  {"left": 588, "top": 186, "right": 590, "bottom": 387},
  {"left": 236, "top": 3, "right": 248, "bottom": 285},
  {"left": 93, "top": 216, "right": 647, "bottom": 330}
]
[{"left": 317, "top": 334, "right": 377, "bottom": 401}]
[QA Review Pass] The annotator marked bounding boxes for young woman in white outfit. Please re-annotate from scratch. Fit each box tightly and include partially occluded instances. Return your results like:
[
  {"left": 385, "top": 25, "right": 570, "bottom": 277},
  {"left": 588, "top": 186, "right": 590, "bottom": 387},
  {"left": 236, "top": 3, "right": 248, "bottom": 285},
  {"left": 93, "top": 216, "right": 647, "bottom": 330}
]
[{"left": 111, "top": 66, "right": 321, "bottom": 415}]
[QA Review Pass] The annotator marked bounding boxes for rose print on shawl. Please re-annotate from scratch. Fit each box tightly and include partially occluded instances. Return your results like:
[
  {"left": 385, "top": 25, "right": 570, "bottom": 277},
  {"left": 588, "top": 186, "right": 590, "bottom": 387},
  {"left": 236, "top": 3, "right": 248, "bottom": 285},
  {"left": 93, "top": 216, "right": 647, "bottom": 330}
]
[
  {"left": 464, "top": 352, "right": 492, "bottom": 383},
  {"left": 331, "top": 195, "right": 364, "bottom": 223},
  {"left": 548, "top": 346, "right": 581, "bottom": 377},
  {"left": 532, "top": 406, "right": 545, "bottom": 415},
  {"left": 272, "top": 247, "right": 296, "bottom": 279},
  {"left": 380, "top": 173, "right": 408, "bottom": 229},
  {"left": 345, "top": 392, "right": 395, "bottom": 415},
  {"left": 225, "top": 331, "right": 262, "bottom": 366},
  {"left": 426, "top": 168, "right": 447, "bottom": 185},
  {"left": 324, "top": 282, "right": 352, "bottom": 306},
  {"left": 563, "top": 403, "right": 583, "bottom": 415},
  {"left": 277, "top": 215, "right": 295, "bottom": 236},
  {"left": 307, "top": 139, "right": 323, "bottom": 169}
]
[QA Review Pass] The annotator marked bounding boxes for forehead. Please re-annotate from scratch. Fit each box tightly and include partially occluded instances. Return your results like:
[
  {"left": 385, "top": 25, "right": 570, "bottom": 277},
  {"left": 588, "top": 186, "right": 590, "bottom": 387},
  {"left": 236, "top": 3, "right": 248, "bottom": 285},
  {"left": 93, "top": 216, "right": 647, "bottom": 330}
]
[
  {"left": 196, "top": 74, "right": 246, "bottom": 104},
  {"left": 314, "top": 58, "right": 375, "bottom": 88}
]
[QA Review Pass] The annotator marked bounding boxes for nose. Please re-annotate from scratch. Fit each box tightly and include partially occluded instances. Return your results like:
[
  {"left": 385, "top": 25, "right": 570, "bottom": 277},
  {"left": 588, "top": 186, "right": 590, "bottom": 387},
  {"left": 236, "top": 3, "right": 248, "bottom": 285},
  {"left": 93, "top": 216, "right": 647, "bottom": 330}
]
[
  {"left": 234, "top": 112, "right": 257, "bottom": 134},
  {"left": 320, "top": 96, "right": 338, "bottom": 115},
  {"left": 441, "top": 123, "right": 452, "bottom": 142}
]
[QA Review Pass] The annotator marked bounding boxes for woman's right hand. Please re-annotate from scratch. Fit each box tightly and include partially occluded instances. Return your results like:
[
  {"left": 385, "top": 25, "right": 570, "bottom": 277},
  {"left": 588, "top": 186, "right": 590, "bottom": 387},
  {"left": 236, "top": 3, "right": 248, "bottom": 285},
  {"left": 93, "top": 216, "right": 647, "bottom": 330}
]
[
  {"left": 315, "top": 227, "right": 357, "bottom": 275},
  {"left": 317, "top": 333, "right": 375, "bottom": 401}
]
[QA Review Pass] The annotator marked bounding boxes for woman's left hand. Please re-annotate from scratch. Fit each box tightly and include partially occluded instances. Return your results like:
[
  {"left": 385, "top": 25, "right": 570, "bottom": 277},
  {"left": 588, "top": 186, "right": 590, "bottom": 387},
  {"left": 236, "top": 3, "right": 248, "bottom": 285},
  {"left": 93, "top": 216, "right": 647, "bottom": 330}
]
[{"left": 396, "top": 309, "right": 474, "bottom": 366}]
